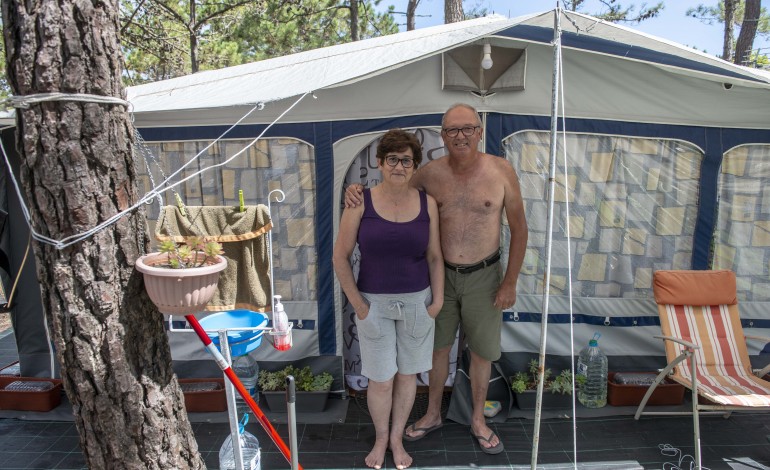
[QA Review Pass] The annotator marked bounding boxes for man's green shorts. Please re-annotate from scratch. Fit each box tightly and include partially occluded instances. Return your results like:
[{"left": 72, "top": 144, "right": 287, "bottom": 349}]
[{"left": 433, "top": 262, "right": 503, "bottom": 362}]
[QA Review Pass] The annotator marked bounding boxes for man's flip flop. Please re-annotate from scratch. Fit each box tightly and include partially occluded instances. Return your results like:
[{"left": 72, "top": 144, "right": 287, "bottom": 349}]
[
  {"left": 471, "top": 431, "right": 504, "bottom": 455},
  {"left": 403, "top": 422, "right": 443, "bottom": 442}
]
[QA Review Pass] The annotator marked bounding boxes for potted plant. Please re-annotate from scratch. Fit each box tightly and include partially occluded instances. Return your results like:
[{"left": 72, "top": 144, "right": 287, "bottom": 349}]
[
  {"left": 510, "top": 359, "right": 586, "bottom": 410},
  {"left": 258, "top": 365, "right": 334, "bottom": 413},
  {"left": 135, "top": 237, "right": 227, "bottom": 316}
]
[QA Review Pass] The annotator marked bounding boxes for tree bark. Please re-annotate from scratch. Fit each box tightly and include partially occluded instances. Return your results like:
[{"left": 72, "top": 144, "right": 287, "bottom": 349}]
[
  {"left": 1, "top": 0, "right": 204, "bottom": 468},
  {"left": 723, "top": 0, "right": 737, "bottom": 61},
  {"left": 350, "top": 0, "right": 359, "bottom": 41},
  {"left": 735, "top": 0, "right": 761, "bottom": 65},
  {"left": 406, "top": 0, "right": 420, "bottom": 31},
  {"left": 444, "top": 0, "right": 463, "bottom": 24}
]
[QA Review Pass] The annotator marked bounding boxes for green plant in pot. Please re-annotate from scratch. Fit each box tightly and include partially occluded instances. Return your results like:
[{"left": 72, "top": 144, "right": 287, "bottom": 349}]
[
  {"left": 511, "top": 359, "right": 586, "bottom": 410},
  {"left": 135, "top": 236, "right": 227, "bottom": 316},
  {"left": 259, "top": 365, "right": 334, "bottom": 413}
]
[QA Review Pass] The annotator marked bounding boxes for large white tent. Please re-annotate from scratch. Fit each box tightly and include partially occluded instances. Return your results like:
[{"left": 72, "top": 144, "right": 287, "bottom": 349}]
[{"left": 9, "top": 10, "right": 770, "bottom": 390}]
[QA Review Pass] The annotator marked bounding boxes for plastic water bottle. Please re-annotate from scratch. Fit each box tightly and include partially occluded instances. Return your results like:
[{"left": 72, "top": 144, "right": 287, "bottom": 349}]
[
  {"left": 577, "top": 332, "right": 608, "bottom": 408},
  {"left": 232, "top": 353, "right": 259, "bottom": 417},
  {"left": 273, "top": 294, "right": 292, "bottom": 351},
  {"left": 219, "top": 414, "right": 261, "bottom": 470}
]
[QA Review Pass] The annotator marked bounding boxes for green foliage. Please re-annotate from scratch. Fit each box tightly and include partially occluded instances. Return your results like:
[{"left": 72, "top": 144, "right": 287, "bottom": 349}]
[
  {"left": 119, "top": 0, "right": 399, "bottom": 84},
  {"left": 687, "top": 1, "right": 769, "bottom": 36},
  {"left": 562, "top": 0, "right": 663, "bottom": 23},
  {"left": 258, "top": 365, "right": 333, "bottom": 392},
  {"left": 510, "top": 359, "right": 584, "bottom": 395},
  {"left": 156, "top": 236, "right": 223, "bottom": 268}
]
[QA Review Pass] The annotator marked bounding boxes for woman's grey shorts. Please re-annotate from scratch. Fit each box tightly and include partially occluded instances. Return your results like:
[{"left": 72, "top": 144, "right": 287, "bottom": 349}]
[{"left": 357, "top": 287, "right": 434, "bottom": 382}]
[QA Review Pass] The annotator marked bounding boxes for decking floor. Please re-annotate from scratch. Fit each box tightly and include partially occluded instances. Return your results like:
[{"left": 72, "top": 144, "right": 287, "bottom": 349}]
[{"left": 2, "top": 329, "right": 769, "bottom": 470}]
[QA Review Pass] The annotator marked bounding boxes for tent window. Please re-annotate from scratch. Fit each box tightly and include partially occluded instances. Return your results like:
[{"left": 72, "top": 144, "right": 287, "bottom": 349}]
[
  {"left": 502, "top": 131, "right": 701, "bottom": 299},
  {"left": 138, "top": 138, "right": 318, "bottom": 302},
  {"left": 714, "top": 144, "right": 770, "bottom": 301}
]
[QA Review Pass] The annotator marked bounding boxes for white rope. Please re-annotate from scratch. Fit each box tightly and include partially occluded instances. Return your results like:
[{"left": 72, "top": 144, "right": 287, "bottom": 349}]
[
  {"left": 0, "top": 92, "right": 310, "bottom": 250},
  {"left": 4, "top": 92, "right": 130, "bottom": 109}
]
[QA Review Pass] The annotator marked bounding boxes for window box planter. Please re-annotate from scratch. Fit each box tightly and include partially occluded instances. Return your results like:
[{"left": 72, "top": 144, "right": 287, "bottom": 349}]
[
  {"left": 607, "top": 372, "right": 685, "bottom": 406},
  {"left": 514, "top": 389, "right": 574, "bottom": 410},
  {"left": 0, "top": 376, "right": 62, "bottom": 412},
  {"left": 179, "top": 378, "right": 226, "bottom": 413},
  {"left": 262, "top": 389, "right": 330, "bottom": 413}
]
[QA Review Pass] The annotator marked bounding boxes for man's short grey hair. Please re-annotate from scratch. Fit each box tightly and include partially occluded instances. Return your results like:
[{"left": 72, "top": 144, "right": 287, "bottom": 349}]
[{"left": 442, "top": 103, "right": 482, "bottom": 128}]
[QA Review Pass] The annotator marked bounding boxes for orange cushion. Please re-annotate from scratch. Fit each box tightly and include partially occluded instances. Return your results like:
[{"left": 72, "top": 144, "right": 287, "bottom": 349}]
[{"left": 653, "top": 270, "right": 736, "bottom": 306}]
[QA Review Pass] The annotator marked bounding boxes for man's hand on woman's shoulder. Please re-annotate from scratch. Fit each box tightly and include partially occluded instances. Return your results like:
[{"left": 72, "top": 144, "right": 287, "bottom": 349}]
[{"left": 344, "top": 183, "right": 364, "bottom": 208}]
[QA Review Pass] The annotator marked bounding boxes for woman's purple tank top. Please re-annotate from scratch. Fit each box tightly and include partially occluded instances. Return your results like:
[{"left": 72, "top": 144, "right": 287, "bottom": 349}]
[{"left": 356, "top": 188, "right": 430, "bottom": 294}]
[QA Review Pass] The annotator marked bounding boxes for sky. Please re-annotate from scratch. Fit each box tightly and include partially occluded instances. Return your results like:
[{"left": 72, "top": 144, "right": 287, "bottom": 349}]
[{"left": 376, "top": 0, "right": 770, "bottom": 60}]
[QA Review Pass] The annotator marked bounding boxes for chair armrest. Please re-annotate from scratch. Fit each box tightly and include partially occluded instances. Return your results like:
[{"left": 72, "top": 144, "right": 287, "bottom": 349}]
[
  {"left": 654, "top": 335, "right": 700, "bottom": 350},
  {"left": 745, "top": 334, "right": 770, "bottom": 343}
]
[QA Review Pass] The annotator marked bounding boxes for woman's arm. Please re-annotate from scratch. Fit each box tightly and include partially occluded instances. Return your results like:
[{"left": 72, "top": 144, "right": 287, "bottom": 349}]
[
  {"left": 332, "top": 204, "right": 369, "bottom": 319},
  {"left": 425, "top": 194, "right": 444, "bottom": 318}
]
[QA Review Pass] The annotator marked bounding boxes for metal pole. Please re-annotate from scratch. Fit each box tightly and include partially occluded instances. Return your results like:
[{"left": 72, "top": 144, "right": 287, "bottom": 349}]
[
  {"left": 220, "top": 331, "right": 245, "bottom": 470},
  {"left": 286, "top": 375, "right": 299, "bottom": 470},
  {"left": 531, "top": 5, "right": 562, "bottom": 470},
  {"left": 267, "top": 189, "right": 286, "bottom": 319}
]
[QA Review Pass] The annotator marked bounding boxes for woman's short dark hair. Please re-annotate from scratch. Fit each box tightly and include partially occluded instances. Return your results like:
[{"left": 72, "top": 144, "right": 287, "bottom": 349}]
[{"left": 376, "top": 129, "right": 423, "bottom": 168}]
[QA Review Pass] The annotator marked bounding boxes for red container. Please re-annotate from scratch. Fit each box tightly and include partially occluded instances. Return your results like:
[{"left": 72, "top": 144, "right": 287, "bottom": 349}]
[
  {"left": 179, "top": 378, "right": 226, "bottom": 412},
  {"left": 0, "top": 376, "right": 63, "bottom": 412},
  {"left": 607, "top": 372, "right": 685, "bottom": 406}
]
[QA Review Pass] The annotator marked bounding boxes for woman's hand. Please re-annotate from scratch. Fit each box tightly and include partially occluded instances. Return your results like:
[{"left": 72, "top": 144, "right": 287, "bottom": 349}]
[
  {"left": 427, "top": 302, "right": 442, "bottom": 319},
  {"left": 355, "top": 302, "right": 370, "bottom": 321}
]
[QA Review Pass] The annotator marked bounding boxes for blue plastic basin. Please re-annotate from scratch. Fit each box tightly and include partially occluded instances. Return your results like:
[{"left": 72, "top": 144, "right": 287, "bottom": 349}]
[{"left": 198, "top": 310, "right": 269, "bottom": 347}]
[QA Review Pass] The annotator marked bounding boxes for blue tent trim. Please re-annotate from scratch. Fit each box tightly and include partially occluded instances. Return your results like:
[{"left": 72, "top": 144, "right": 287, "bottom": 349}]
[{"left": 498, "top": 25, "right": 763, "bottom": 83}]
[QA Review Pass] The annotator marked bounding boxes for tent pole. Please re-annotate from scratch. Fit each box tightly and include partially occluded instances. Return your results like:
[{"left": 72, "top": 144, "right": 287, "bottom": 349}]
[{"left": 531, "top": 5, "right": 563, "bottom": 470}]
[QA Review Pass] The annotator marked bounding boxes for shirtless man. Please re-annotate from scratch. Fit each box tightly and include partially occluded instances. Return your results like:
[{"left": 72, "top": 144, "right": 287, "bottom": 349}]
[{"left": 346, "top": 103, "right": 527, "bottom": 454}]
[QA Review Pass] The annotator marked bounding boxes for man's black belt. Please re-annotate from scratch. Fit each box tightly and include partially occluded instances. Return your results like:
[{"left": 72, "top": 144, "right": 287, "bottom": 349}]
[{"left": 444, "top": 252, "right": 501, "bottom": 275}]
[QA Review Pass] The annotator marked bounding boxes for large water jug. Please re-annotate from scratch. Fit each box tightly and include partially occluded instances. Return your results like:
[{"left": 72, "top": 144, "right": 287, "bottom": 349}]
[
  {"left": 219, "top": 415, "right": 261, "bottom": 470},
  {"left": 232, "top": 353, "right": 259, "bottom": 417},
  {"left": 577, "top": 332, "right": 608, "bottom": 408}
]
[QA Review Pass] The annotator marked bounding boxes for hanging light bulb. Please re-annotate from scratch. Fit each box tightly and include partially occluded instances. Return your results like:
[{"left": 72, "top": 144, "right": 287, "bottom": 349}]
[{"left": 481, "top": 43, "right": 493, "bottom": 70}]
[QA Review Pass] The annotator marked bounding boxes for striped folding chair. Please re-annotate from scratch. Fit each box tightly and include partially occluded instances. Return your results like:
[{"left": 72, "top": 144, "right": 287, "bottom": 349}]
[{"left": 634, "top": 269, "right": 770, "bottom": 469}]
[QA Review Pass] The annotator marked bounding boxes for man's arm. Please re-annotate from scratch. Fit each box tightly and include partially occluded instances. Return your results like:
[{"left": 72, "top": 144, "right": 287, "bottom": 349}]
[{"left": 494, "top": 163, "right": 528, "bottom": 310}]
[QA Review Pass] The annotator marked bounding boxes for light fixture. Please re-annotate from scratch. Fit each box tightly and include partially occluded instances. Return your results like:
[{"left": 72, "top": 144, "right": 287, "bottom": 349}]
[{"left": 481, "top": 43, "right": 493, "bottom": 70}]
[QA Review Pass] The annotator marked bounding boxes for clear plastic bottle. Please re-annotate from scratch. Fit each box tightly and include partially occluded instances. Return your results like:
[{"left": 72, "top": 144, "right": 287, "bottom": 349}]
[
  {"left": 577, "top": 332, "right": 608, "bottom": 408},
  {"left": 232, "top": 353, "right": 259, "bottom": 417},
  {"left": 273, "top": 294, "right": 292, "bottom": 351},
  {"left": 219, "top": 415, "right": 261, "bottom": 470}
]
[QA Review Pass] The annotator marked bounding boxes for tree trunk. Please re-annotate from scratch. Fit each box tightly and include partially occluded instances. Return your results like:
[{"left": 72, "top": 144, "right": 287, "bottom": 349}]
[
  {"left": 406, "top": 0, "right": 420, "bottom": 31},
  {"left": 735, "top": 0, "right": 761, "bottom": 65},
  {"left": 723, "top": 0, "right": 737, "bottom": 61},
  {"left": 1, "top": 1, "right": 204, "bottom": 468},
  {"left": 350, "top": 0, "right": 359, "bottom": 41},
  {"left": 444, "top": 0, "right": 464, "bottom": 24},
  {"left": 190, "top": 0, "right": 199, "bottom": 72}
]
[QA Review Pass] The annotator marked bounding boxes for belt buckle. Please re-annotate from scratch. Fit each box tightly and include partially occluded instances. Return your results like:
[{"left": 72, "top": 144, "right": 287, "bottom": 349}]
[{"left": 454, "top": 265, "right": 463, "bottom": 274}]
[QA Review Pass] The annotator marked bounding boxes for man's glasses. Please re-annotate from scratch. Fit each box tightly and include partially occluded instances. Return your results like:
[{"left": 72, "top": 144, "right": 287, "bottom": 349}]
[
  {"left": 384, "top": 156, "right": 415, "bottom": 168},
  {"left": 442, "top": 126, "right": 480, "bottom": 137}
]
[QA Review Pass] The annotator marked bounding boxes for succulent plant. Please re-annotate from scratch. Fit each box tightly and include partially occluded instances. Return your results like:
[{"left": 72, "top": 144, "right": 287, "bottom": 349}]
[
  {"left": 156, "top": 236, "right": 223, "bottom": 268},
  {"left": 510, "top": 359, "right": 585, "bottom": 395},
  {"left": 258, "top": 365, "right": 333, "bottom": 392}
]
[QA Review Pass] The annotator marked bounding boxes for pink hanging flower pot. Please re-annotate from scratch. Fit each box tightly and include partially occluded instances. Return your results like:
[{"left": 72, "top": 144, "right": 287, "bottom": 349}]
[{"left": 136, "top": 247, "right": 227, "bottom": 316}]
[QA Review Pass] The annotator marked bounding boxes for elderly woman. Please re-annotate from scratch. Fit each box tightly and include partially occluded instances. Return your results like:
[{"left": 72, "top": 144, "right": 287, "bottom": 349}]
[{"left": 333, "top": 129, "right": 443, "bottom": 470}]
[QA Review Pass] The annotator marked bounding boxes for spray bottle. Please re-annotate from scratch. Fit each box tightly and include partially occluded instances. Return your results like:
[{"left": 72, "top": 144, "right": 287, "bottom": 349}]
[{"left": 273, "top": 294, "right": 292, "bottom": 351}]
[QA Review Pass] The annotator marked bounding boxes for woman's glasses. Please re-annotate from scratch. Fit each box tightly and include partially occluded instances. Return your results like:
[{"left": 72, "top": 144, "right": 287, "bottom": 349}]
[
  {"left": 384, "top": 156, "right": 415, "bottom": 168},
  {"left": 442, "top": 126, "right": 480, "bottom": 137}
]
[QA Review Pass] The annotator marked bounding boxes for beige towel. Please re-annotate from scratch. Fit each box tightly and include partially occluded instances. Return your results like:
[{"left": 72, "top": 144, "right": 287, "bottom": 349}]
[{"left": 155, "top": 205, "right": 272, "bottom": 312}]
